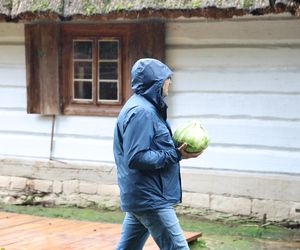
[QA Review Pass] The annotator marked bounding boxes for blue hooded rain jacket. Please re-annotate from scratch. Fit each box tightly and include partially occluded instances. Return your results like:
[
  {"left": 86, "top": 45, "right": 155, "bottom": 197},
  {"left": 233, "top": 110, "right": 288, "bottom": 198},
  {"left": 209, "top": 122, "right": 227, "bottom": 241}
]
[{"left": 113, "top": 58, "right": 182, "bottom": 212}]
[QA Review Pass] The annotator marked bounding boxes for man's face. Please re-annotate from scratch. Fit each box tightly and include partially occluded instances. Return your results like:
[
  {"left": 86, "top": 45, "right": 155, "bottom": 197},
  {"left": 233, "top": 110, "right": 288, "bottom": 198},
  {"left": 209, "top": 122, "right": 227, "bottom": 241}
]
[{"left": 162, "top": 78, "right": 171, "bottom": 97}]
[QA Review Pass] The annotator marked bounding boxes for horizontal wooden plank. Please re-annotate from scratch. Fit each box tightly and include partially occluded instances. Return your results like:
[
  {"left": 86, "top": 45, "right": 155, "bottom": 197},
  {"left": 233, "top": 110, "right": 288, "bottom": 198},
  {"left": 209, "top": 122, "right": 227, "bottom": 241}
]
[
  {"left": 0, "top": 133, "right": 51, "bottom": 158},
  {"left": 52, "top": 137, "right": 114, "bottom": 162},
  {"left": 170, "top": 118, "right": 300, "bottom": 150},
  {"left": 52, "top": 135, "right": 300, "bottom": 174},
  {"left": 0, "top": 67, "right": 26, "bottom": 87},
  {"left": 172, "top": 69, "right": 300, "bottom": 93},
  {"left": 1, "top": 131, "right": 299, "bottom": 174},
  {"left": 55, "top": 116, "right": 116, "bottom": 138},
  {"left": 0, "top": 110, "right": 52, "bottom": 134},
  {"left": 0, "top": 23, "right": 24, "bottom": 43},
  {"left": 166, "top": 20, "right": 300, "bottom": 46},
  {"left": 0, "top": 86, "right": 26, "bottom": 109},
  {"left": 29, "top": 114, "right": 116, "bottom": 147},
  {"left": 181, "top": 146, "right": 300, "bottom": 174},
  {"left": 0, "top": 45, "right": 25, "bottom": 67},
  {"left": 2, "top": 114, "right": 299, "bottom": 173},
  {"left": 167, "top": 47, "right": 300, "bottom": 70},
  {"left": 168, "top": 92, "right": 300, "bottom": 120}
]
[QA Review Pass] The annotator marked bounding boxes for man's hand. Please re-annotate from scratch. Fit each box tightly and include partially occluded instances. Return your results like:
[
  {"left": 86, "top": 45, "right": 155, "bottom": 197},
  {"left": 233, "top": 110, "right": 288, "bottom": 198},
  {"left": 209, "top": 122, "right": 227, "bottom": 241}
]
[{"left": 178, "top": 143, "right": 202, "bottom": 159}]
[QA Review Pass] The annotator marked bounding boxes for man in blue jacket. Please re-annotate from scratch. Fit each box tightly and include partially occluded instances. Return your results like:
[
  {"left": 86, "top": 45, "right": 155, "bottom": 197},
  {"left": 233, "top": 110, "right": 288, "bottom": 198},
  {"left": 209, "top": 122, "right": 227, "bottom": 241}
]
[{"left": 113, "top": 58, "right": 201, "bottom": 250}]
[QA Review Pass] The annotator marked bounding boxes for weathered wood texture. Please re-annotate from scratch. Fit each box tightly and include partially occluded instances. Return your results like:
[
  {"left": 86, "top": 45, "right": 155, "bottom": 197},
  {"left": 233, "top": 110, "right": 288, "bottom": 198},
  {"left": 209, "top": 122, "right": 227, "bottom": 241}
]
[
  {"left": 25, "top": 23, "right": 60, "bottom": 114},
  {"left": 0, "top": 212, "right": 201, "bottom": 249},
  {"left": 59, "top": 23, "right": 131, "bottom": 116},
  {"left": 24, "top": 21, "right": 165, "bottom": 116},
  {"left": 1, "top": 20, "right": 300, "bottom": 174},
  {"left": 129, "top": 22, "right": 166, "bottom": 62}
]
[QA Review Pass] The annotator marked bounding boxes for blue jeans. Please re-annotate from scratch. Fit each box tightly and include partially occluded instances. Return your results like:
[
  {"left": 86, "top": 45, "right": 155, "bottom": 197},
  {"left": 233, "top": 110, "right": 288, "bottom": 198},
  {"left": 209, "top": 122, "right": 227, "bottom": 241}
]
[{"left": 116, "top": 207, "right": 190, "bottom": 250}]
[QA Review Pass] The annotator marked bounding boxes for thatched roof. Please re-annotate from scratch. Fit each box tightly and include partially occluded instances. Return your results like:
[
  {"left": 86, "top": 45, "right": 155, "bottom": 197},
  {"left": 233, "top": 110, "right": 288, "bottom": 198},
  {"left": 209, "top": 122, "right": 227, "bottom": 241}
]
[{"left": 0, "top": 0, "right": 299, "bottom": 22}]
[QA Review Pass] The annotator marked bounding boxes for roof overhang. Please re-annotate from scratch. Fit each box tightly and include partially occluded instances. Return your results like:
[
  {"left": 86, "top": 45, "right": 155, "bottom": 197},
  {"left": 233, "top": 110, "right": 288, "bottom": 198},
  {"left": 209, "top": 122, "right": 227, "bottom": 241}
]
[{"left": 0, "top": 0, "right": 299, "bottom": 22}]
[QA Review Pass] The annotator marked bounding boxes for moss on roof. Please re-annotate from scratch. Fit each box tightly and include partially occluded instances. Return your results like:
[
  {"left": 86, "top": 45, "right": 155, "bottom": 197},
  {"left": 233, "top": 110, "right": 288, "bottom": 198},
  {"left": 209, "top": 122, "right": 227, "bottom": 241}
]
[{"left": 0, "top": 0, "right": 299, "bottom": 21}]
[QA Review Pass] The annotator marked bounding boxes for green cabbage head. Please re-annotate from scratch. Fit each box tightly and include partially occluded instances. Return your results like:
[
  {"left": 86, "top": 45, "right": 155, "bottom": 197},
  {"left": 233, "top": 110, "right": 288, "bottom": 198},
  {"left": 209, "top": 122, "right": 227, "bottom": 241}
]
[{"left": 173, "top": 120, "right": 210, "bottom": 153}]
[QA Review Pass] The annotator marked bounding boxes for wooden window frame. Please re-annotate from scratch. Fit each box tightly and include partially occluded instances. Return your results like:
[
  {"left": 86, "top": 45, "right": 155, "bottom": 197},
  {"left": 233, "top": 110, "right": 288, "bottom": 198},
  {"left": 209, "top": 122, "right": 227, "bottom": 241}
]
[
  {"left": 25, "top": 22, "right": 165, "bottom": 116},
  {"left": 61, "top": 24, "right": 130, "bottom": 116}
]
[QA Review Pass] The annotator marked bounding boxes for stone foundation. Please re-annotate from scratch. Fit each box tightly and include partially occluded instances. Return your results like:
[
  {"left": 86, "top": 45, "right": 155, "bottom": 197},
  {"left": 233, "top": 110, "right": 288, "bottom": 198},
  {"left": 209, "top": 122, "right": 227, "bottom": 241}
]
[
  {"left": 0, "top": 176, "right": 119, "bottom": 210},
  {"left": 0, "top": 158, "right": 300, "bottom": 222}
]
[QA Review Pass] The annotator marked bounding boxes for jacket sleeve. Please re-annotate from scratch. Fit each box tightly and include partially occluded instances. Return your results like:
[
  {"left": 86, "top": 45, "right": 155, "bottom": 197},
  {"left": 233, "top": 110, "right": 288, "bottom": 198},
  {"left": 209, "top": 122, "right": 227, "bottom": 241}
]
[{"left": 123, "top": 108, "right": 181, "bottom": 170}]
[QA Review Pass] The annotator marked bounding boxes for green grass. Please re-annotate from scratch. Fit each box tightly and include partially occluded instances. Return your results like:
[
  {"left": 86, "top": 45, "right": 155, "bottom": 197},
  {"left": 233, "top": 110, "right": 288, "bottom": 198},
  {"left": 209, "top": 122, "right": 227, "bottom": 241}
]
[
  {"left": 0, "top": 203, "right": 124, "bottom": 224},
  {"left": 178, "top": 215, "right": 294, "bottom": 241},
  {"left": 1, "top": 204, "right": 299, "bottom": 250}
]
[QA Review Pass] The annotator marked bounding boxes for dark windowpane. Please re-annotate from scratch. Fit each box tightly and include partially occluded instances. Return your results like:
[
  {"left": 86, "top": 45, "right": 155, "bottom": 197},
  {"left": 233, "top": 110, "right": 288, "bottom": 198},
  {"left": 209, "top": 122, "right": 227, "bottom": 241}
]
[
  {"left": 99, "top": 62, "right": 118, "bottom": 80},
  {"left": 74, "top": 81, "right": 92, "bottom": 99},
  {"left": 74, "top": 62, "right": 92, "bottom": 79},
  {"left": 74, "top": 41, "right": 92, "bottom": 59},
  {"left": 99, "top": 41, "right": 118, "bottom": 59},
  {"left": 99, "top": 82, "right": 118, "bottom": 100}
]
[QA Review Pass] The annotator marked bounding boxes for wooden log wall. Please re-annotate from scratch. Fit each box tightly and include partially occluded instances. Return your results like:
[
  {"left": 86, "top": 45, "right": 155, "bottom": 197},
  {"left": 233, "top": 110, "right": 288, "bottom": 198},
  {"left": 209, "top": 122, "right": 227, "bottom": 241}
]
[
  {"left": 0, "top": 19, "right": 300, "bottom": 174},
  {"left": 166, "top": 19, "right": 300, "bottom": 173}
]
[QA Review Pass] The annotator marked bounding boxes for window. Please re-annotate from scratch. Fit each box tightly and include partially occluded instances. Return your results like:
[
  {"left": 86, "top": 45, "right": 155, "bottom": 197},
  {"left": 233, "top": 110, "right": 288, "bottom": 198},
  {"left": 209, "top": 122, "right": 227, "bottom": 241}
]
[
  {"left": 61, "top": 24, "right": 130, "bottom": 116},
  {"left": 25, "top": 22, "right": 165, "bottom": 116},
  {"left": 72, "top": 40, "right": 120, "bottom": 103}
]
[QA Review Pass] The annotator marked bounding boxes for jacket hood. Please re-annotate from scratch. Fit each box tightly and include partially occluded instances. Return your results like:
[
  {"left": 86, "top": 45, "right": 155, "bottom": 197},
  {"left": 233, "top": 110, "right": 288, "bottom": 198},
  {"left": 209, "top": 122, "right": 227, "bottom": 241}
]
[{"left": 131, "top": 58, "right": 173, "bottom": 119}]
